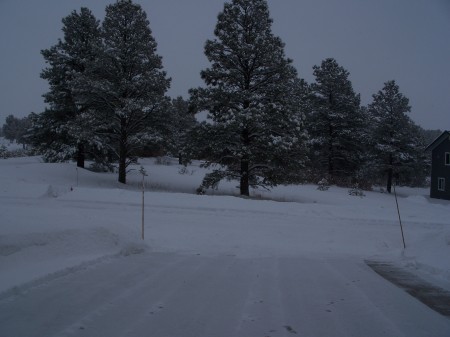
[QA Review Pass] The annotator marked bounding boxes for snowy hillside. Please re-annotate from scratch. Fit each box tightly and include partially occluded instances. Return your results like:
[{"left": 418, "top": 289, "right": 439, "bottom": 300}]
[{"left": 1, "top": 156, "right": 449, "bottom": 336}]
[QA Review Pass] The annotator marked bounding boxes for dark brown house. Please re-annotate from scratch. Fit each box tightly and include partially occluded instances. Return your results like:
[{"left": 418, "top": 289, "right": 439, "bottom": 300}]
[{"left": 426, "top": 130, "right": 450, "bottom": 200}]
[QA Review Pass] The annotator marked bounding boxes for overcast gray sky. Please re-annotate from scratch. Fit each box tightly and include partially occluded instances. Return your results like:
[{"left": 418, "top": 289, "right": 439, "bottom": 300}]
[{"left": 1, "top": 0, "right": 449, "bottom": 130}]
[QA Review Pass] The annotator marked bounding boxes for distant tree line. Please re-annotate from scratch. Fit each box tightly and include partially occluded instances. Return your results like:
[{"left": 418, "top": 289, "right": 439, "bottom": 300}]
[
  {"left": 1, "top": 115, "right": 31, "bottom": 148},
  {"left": 4, "top": 0, "right": 435, "bottom": 195}
]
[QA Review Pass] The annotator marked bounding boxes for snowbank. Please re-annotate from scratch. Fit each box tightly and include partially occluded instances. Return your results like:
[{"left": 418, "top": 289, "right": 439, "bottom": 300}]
[{"left": 0, "top": 156, "right": 449, "bottom": 294}]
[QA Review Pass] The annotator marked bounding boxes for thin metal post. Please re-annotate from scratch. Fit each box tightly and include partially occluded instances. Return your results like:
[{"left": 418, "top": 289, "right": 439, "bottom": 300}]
[
  {"left": 393, "top": 182, "right": 406, "bottom": 249},
  {"left": 139, "top": 166, "right": 148, "bottom": 241},
  {"left": 141, "top": 172, "right": 145, "bottom": 240}
]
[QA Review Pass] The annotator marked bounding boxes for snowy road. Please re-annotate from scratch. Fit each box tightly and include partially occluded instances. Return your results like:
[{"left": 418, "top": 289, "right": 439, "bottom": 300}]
[{"left": 1, "top": 252, "right": 449, "bottom": 337}]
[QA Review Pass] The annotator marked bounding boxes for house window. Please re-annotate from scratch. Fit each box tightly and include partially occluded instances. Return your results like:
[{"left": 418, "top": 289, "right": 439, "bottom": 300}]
[
  {"left": 445, "top": 152, "right": 450, "bottom": 166},
  {"left": 438, "top": 178, "right": 445, "bottom": 191}
]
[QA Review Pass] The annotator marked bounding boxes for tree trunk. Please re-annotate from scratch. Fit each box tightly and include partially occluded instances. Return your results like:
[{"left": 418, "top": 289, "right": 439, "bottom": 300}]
[
  {"left": 386, "top": 154, "right": 393, "bottom": 193},
  {"left": 76, "top": 143, "right": 85, "bottom": 168},
  {"left": 327, "top": 95, "right": 334, "bottom": 179},
  {"left": 240, "top": 124, "right": 250, "bottom": 196},
  {"left": 328, "top": 124, "right": 334, "bottom": 179},
  {"left": 387, "top": 167, "right": 393, "bottom": 193},
  {"left": 240, "top": 158, "right": 249, "bottom": 196},
  {"left": 118, "top": 119, "right": 127, "bottom": 184},
  {"left": 118, "top": 141, "right": 127, "bottom": 184},
  {"left": 328, "top": 150, "right": 333, "bottom": 178}
]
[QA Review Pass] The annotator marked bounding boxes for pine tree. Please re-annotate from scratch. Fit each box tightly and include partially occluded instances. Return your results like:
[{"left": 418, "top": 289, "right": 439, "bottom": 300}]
[
  {"left": 368, "top": 80, "right": 425, "bottom": 192},
  {"left": 36, "top": 8, "right": 101, "bottom": 167},
  {"left": 190, "top": 0, "right": 308, "bottom": 196},
  {"left": 167, "top": 97, "right": 196, "bottom": 164},
  {"left": 307, "top": 58, "right": 365, "bottom": 183},
  {"left": 72, "top": 0, "right": 170, "bottom": 184},
  {"left": 404, "top": 123, "right": 428, "bottom": 187},
  {"left": 2, "top": 115, "right": 31, "bottom": 147}
]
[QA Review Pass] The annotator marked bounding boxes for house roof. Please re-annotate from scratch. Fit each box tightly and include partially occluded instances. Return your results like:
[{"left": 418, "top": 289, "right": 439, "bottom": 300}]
[{"left": 425, "top": 130, "right": 450, "bottom": 151}]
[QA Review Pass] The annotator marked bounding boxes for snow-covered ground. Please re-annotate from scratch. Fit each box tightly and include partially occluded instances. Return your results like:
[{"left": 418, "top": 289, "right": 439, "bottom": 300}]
[{"left": 0, "top": 156, "right": 449, "bottom": 336}]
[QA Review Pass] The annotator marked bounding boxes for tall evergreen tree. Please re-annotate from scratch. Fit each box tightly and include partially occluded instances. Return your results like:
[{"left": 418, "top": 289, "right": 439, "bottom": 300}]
[
  {"left": 36, "top": 8, "right": 101, "bottom": 167},
  {"left": 190, "top": 0, "right": 308, "bottom": 196},
  {"left": 368, "top": 80, "right": 425, "bottom": 192},
  {"left": 72, "top": 0, "right": 170, "bottom": 184},
  {"left": 307, "top": 58, "right": 365, "bottom": 183},
  {"left": 167, "top": 97, "right": 197, "bottom": 164},
  {"left": 404, "top": 122, "right": 428, "bottom": 187}
]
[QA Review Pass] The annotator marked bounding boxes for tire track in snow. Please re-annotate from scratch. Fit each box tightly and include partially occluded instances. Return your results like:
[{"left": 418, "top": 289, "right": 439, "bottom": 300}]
[{"left": 1, "top": 254, "right": 450, "bottom": 337}]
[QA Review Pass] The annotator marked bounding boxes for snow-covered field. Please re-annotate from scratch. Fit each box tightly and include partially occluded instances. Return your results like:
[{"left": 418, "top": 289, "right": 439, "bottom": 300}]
[{"left": 1, "top": 156, "right": 449, "bottom": 336}]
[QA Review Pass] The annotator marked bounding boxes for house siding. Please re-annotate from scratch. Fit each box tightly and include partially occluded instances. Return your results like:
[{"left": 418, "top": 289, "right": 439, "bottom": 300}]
[{"left": 430, "top": 137, "right": 450, "bottom": 200}]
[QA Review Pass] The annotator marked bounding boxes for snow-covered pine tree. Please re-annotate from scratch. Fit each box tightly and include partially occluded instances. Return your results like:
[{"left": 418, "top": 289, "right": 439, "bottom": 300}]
[
  {"left": 190, "top": 0, "right": 308, "bottom": 196},
  {"left": 166, "top": 97, "right": 197, "bottom": 164},
  {"left": 2, "top": 115, "right": 31, "bottom": 147},
  {"left": 403, "top": 122, "right": 428, "bottom": 187},
  {"left": 36, "top": 8, "right": 101, "bottom": 167},
  {"left": 368, "top": 80, "right": 425, "bottom": 192},
  {"left": 2, "top": 115, "right": 21, "bottom": 142},
  {"left": 307, "top": 58, "right": 365, "bottom": 183},
  {"left": 72, "top": 0, "right": 170, "bottom": 184}
]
